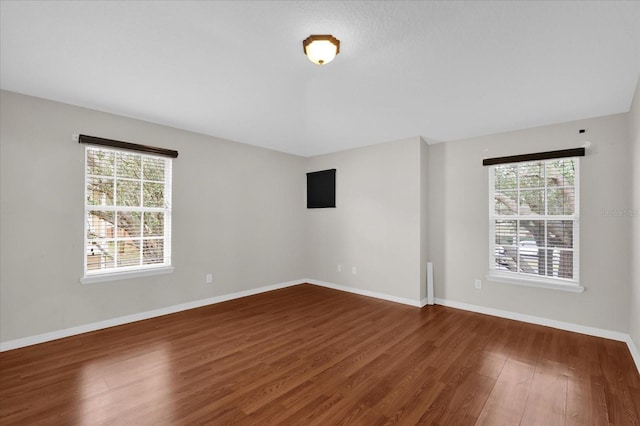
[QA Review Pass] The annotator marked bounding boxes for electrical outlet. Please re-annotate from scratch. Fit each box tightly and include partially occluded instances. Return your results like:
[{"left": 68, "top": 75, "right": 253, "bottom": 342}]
[
  {"left": 206, "top": 273, "right": 213, "bottom": 284},
  {"left": 337, "top": 264, "right": 342, "bottom": 272},
  {"left": 475, "top": 279, "right": 482, "bottom": 289},
  {"left": 352, "top": 266, "right": 357, "bottom": 275}
]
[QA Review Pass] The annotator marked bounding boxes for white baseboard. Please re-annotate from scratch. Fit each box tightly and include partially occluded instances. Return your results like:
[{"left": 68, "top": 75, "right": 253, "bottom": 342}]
[
  {"left": 434, "top": 297, "right": 640, "bottom": 375},
  {"left": 2, "top": 281, "right": 638, "bottom": 376},
  {"left": 0, "top": 279, "right": 304, "bottom": 352},
  {"left": 306, "top": 279, "right": 423, "bottom": 307},
  {"left": 626, "top": 336, "right": 640, "bottom": 375},
  {"left": 434, "top": 297, "right": 628, "bottom": 341},
  {"left": 1, "top": 279, "right": 420, "bottom": 352}
]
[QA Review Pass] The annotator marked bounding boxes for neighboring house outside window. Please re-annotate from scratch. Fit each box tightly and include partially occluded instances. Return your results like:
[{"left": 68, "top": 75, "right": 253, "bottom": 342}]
[
  {"left": 488, "top": 157, "right": 580, "bottom": 291},
  {"left": 83, "top": 145, "right": 173, "bottom": 282}
]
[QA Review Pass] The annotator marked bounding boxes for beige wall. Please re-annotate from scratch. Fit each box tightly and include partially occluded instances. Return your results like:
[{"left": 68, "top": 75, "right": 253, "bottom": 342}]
[
  {"left": 1, "top": 87, "right": 636, "bottom": 345},
  {"left": 630, "top": 76, "right": 640, "bottom": 348},
  {"left": 428, "top": 113, "right": 631, "bottom": 332},
  {"left": 0, "top": 90, "right": 307, "bottom": 342},
  {"left": 305, "top": 138, "right": 423, "bottom": 302}
]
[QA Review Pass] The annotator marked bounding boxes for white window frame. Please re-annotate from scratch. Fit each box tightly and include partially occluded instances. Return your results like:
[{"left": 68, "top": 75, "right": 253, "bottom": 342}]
[
  {"left": 487, "top": 158, "right": 583, "bottom": 293},
  {"left": 81, "top": 146, "right": 174, "bottom": 284}
]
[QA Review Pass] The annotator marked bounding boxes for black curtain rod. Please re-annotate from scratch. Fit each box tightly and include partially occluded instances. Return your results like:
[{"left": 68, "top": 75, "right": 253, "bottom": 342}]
[
  {"left": 482, "top": 147, "right": 584, "bottom": 166},
  {"left": 78, "top": 134, "right": 178, "bottom": 158}
]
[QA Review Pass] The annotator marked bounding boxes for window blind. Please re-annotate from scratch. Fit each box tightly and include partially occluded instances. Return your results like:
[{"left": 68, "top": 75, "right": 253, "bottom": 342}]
[
  {"left": 84, "top": 145, "right": 172, "bottom": 276},
  {"left": 489, "top": 157, "right": 580, "bottom": 286}
]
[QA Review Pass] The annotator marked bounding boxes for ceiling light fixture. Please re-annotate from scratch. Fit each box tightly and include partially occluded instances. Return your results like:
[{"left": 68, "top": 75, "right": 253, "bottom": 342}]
[{"left": 302, "top": 35, "right": 340, "bottom": 65}]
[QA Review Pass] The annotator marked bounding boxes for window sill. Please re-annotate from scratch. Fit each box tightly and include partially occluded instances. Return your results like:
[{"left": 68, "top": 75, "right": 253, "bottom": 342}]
[
  {"left": 486, "top": 273, "right": 584, "bottom": 293},
  {"left": 81, "top": 266, "right": 175, "bottom": 284}
]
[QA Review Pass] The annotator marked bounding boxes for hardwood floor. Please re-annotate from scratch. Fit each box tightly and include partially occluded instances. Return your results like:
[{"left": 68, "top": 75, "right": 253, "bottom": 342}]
[{"left": 1, "top": 284, "right": 639, "bottom": 425}]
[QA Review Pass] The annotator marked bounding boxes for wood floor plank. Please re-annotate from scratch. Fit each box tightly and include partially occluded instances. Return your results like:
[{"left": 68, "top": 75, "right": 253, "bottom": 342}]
[
  {"left": 381, "top": 377, "right": 448, "bottom": 425},
  {"left": 1, "top": 284, "right": 638, "bottom": 425},
  {"left": 474, "top": 357, "right": 536, "bottom": 425},
  {"left": 422, "top": 373, "right": 495, "bottom": 425},
  {"left": 520, "top": 358, "right": 568, "bottom": 426}
]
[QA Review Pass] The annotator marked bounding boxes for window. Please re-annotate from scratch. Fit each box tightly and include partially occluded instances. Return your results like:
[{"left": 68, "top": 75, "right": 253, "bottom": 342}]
[
  {"left": 489, "top": 157, "right": 580, "bottom": 290},
  {"left": 83, "top": 145, "right": 173, "bottom": 282}
]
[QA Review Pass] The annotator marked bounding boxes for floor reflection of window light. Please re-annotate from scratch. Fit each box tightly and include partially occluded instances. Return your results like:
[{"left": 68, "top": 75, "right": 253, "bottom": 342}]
[{"left": 79, "top": 343, "right": 174, "bottom": 425}]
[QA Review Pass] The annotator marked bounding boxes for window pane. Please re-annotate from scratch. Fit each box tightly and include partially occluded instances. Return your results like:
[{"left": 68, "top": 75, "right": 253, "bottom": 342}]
[
  {"left": 143, "top": 240, "right": 164, "bottom": 265},
  {"left": 117, "top": 240, "right": 141, "bottom": 267},
  {"left": 555, "top": 249, "right": 574, "bottom": 279},
  {"left": 144, "top": 212, "right": 164, "bottom": 236},
  {"left": 143, "top": 157, "right": 165, "bottom": 181},
  {"left": 495, "top": 220, "right": 517, "bottom": 271},
  {"left": 86, "top": 241, "right": 115, "bottom": 270},
  {"left": 116, "top": 211, "right": 141, "bottom": 237},
  {"left": 547, "top": 188, "right": 574, "bottom": 215},
  {"left": 546, "top": 159, "right": 575, "bottom": 187},
  {"left": 87, "top": 149, "right": 114, "bottom": 176},
  {"left": 519, "top": 162, "right": 544, "bottom": 188},
  {"left": 518, "top": 220, "right": 544, "bottom": 246},
  {"left": 547, "top": 220, "right": 573, "bottom": 248},
  {"left": 143, "top": 182, "right": 165, "bottom": 207},
  {"left": 518, "top": 220, "right": 543, "bottom": 275},
  {"left": 87, "top": 211, "right": 114, "bottom": 239},
  {"left": 116, "top": 180, "right": 141, "bottom": 206},
  {"left": 519, "top": 189, "right": 544, "bottom": 215},
  {"left": 86, "top": 241, "right": 110, "bottom": 257},
  {"left": 495, "top": 165, "right": 517, "bottom": 190},
  {"left": 494, "top": 190, "right": 517, "bottom": 215},
  {"left": 495, "top": 220, "right": 517, "bottom": 245},
  {"left": 116, "top": 152, "right": 141, "bottom": 178},
  {"left": 87, "top": 177, "right": 114, "bottom": 206}
]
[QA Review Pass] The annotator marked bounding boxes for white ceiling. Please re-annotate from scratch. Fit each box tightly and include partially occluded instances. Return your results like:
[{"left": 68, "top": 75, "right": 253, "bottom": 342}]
[{"left": 1, "top": 1, "right": 639, "bottom": 156}]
